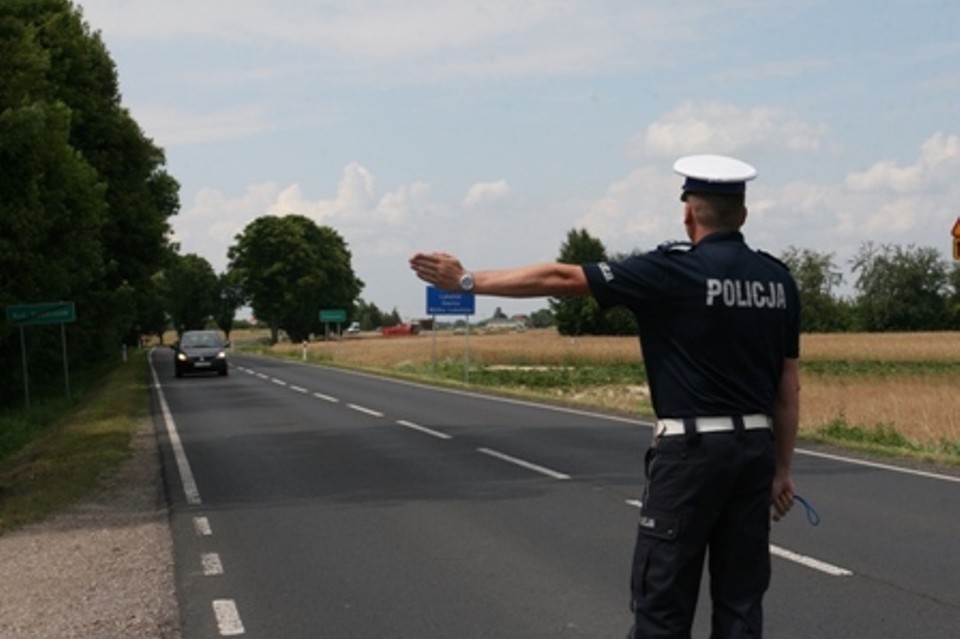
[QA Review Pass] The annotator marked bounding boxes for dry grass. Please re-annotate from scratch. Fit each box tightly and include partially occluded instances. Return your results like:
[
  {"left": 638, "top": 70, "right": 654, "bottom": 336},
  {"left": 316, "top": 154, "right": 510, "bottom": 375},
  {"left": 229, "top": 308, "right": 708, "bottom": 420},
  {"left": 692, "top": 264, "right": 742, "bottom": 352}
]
[
  {"left": 280, "top": 329, "right": 642, "bottom": 368},
  {"left": 800, "top": 376, "right": 959, "bottom": 446},
  {"left": 239, "top": 328, "right": 960, "bottom": 451},
  {"left": 800, "top": 332, "right": 960, "bottom": 362}
]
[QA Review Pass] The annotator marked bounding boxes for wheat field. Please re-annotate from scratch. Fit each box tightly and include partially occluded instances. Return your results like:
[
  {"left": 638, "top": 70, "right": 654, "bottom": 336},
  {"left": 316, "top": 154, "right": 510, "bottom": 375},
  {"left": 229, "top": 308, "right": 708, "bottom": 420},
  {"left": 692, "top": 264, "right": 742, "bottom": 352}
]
[{"left": 254, "top": 329, "right": 960, "bottom": 447}]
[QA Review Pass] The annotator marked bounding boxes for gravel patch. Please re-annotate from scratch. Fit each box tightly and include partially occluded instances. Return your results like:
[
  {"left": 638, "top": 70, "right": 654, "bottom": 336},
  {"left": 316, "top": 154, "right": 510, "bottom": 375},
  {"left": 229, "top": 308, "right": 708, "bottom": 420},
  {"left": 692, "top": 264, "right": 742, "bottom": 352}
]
[{"left": 0, "top": 418, "right": 180, "bottom": 638}]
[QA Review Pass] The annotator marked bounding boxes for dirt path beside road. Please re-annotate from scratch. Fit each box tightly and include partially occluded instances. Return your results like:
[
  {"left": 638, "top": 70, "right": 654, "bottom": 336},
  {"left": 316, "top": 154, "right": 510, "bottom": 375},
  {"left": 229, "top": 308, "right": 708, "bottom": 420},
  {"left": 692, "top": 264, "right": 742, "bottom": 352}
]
[{"left": 0, "top": 417, "right": 180, "bottom": 638}]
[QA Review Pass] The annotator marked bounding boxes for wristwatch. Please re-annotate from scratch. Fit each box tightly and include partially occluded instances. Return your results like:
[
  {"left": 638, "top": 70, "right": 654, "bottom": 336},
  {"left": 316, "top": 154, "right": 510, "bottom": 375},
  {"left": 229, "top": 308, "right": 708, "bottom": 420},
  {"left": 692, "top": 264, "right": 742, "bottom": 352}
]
[{"left": 458, "top": 272, "right": 475, "bottom": 292}]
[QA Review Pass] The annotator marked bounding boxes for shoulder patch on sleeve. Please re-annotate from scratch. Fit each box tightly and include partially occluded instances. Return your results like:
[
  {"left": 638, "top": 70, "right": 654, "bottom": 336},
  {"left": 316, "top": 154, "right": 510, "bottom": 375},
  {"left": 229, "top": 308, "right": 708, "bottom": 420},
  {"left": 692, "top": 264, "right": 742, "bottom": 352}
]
[{"left": 657, "top": 240, "right": 693, "bottom": 254}]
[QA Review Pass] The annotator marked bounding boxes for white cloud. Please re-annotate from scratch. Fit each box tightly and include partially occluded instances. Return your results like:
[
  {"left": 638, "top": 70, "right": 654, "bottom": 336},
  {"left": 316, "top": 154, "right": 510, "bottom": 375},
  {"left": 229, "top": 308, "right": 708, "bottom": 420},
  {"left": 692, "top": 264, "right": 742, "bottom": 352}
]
[
  {"left": 845, "top": 132, "right": 960, "bottom": 193},
  {"left": 747, "top": 132, "right": 960, "bottom": 269},
  {"left": 641, "top": 101, "right": 831, "bottom": 157},
  {"left": 80, "top": 0, "right": 706, "bottom": 83},
  {"left": 575, "top": 167, "right": 679, "bottom": 250},
  {"left": 462, "top": 180, "right": 511, "bottom": 207},
  {"left": 572, "top": 131, "right": 960, "bottom": 274}
]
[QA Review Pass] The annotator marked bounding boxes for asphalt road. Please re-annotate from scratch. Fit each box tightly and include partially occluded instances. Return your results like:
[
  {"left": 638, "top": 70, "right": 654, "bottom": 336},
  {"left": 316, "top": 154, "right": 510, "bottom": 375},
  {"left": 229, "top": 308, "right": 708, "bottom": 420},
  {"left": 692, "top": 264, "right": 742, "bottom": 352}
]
[{"left": 149, "top": 350, "right": 960, "bottom": 638}]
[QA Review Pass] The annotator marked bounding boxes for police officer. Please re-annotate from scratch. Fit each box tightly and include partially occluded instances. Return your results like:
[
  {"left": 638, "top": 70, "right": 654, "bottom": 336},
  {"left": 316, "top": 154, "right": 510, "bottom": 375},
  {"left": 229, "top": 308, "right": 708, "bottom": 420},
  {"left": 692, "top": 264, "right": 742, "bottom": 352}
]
[{"left": 408, "top": 154, "right": 800, "bottom": 638}]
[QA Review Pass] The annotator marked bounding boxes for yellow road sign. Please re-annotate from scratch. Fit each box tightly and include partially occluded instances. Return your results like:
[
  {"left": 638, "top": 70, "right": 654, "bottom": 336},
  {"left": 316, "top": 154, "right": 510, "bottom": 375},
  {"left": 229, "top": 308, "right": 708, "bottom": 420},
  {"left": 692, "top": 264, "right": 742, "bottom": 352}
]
[{"left": 953, "top": 217, "right": 960, "bottom": 261}]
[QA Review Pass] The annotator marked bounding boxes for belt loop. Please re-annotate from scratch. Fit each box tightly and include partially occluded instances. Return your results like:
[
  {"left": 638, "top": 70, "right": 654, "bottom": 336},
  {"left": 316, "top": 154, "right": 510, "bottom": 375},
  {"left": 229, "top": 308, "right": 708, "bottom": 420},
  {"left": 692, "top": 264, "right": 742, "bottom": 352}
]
[
  {"left": 682, "top": 417, "right": 699, "bottom": 447},
  {"left": 732, "top": 415, "right": 746, "bottom": 440}
]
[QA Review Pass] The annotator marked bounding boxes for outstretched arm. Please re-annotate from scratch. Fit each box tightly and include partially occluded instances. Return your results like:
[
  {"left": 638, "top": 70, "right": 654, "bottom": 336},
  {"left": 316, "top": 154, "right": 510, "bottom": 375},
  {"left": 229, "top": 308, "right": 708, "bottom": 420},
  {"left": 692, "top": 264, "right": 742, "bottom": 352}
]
[{"left": 409, "top": 252, "right": 591, "bottom": 298}]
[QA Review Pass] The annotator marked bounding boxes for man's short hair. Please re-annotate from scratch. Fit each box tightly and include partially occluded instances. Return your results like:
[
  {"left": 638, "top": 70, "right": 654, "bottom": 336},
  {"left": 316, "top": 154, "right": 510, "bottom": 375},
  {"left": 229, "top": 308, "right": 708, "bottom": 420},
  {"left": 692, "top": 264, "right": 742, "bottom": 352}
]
[{"left": 684, "top": 192, "right": 746, "bottom": 229}]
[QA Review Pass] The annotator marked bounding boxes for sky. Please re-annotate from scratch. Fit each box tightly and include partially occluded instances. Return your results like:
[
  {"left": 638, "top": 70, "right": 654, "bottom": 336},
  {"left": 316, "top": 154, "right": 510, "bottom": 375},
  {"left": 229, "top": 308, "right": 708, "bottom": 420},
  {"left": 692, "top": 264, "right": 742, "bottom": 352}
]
[{"left": 76, "top": 0, "right": 960, "bottom": 321}]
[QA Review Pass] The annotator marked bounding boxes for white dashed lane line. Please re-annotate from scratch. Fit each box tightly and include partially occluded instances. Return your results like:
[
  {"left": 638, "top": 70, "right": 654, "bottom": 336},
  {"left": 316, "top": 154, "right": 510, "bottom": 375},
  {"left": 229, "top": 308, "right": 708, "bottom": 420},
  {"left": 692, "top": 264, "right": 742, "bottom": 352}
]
[
  {"left": 202, "top": 552, "right": 224, "bottom": 576},
  {"left": 213, "top": 599, "right": 245, "bottom": 636},
  {"left": 348, "top": 403, "right": 384, "bottom": 418},
  {"left": 769, "top": 545, "right": 853, "bottom": 577},
  {"left": 478, "top": 447, "right": 571, "bottom": 481},
  {"left": 242, "top": 366, "right": 855, "bottom": 578},
  {"left": 396, "top": 419, "right": 453, "bottom": 440},
  {"left": 194, "top": 516, "right": 213, "bottom": 537}
]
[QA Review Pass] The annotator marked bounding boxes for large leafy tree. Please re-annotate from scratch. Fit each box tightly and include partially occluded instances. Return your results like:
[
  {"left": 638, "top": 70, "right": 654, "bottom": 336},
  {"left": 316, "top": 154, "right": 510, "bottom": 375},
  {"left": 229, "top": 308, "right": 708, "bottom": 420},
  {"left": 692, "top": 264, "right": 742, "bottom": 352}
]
[
  {"left": 227, "top": 215, "right": 364, "bottom": 343},
  {"left": 0, "top": 101, "right": 106, "bottom": 402},
  {"left": 215, "top": 270, "right": 246, "bottom": 340},
  {"left": 779, "top": 246, "right": 853, "bottom": 332},
  {"left": 354, "top": 298, "right": 384, "bottom": 331},
  {"left": 549, "top": 228, "right": 637, "bottom": 335},
  {"left": 550, "top": 228, "right": 607, "bottom": 336},
  {"left": 949, "top": 263, "right": 960, "bottom": 329},
  {"left": 165, "top": 253, "right": 219, "bottom": 335},
  {"left": 852, "top": 243, "right": 952, "bottom": 331},
  {"left": 0, "top": 0, "right": 178, "bottom": 406}
]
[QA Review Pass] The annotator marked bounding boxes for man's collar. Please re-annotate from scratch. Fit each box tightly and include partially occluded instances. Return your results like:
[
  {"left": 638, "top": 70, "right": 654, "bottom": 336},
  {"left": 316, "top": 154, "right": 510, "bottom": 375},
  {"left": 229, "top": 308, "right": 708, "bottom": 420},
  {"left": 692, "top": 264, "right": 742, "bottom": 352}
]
[{"left": 697, "top": 230, "right": 744, "bottom": 245}]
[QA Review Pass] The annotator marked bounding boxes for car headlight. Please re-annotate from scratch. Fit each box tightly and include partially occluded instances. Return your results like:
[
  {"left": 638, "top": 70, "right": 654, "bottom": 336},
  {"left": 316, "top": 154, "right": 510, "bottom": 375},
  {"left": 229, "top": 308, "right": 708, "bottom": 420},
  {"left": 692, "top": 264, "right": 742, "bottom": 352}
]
[
  {"left": 216, "top": 351, "right": 227, "bottom": 359},
  {"left": 177, "top": 352, "right": 188, "bottom": 362}
]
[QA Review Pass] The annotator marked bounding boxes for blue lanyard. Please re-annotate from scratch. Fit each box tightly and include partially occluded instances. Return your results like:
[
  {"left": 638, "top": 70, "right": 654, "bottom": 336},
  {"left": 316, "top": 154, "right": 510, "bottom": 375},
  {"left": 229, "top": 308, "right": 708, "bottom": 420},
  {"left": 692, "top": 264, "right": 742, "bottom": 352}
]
[{"left": 794, "top": 495, "right": 820, "bottom": 526}]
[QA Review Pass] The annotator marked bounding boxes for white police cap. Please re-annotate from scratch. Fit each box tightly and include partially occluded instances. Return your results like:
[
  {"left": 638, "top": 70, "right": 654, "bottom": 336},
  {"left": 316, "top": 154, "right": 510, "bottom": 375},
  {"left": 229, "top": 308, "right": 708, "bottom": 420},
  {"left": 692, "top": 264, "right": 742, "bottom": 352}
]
[{"left": 673, "top": 154, "right": 757, "bottom": 199}]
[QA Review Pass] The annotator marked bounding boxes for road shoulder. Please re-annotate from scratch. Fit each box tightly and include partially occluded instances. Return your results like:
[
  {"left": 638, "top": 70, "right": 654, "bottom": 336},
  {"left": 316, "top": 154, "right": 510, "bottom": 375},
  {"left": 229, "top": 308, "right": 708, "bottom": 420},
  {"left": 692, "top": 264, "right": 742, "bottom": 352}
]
[{"left": 0, "top": 416, "right": 180, "bottom": 638}]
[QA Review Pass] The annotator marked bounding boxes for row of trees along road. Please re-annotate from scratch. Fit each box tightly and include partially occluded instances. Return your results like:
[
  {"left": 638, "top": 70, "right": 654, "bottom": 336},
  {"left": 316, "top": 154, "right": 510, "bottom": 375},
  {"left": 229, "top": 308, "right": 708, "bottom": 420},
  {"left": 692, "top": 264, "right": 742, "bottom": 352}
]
[
  {"left": 3, "top": 1, "right": 958, "bottom": 413},
  {"left": 0, "top": 2, "right": 369, "bottom": 412},
  {"left": 1, "top": 1, "right": 178, "bottom": 408},
  {"left": 549, "top": 229, "right": 960, "bottom": 336}
]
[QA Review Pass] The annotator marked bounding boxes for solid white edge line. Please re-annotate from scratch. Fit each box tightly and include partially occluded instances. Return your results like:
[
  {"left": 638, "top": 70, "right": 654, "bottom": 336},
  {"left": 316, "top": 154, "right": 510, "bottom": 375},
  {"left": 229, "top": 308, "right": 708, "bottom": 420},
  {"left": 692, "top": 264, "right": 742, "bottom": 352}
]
[
  {"left": 149, "top": 353, "right": 202, "bottom": 505},
  {"left": 623, "top": 500, "right": 853, "bottom": 577},
  {"left": 212, "top": 599, "right": 245, "bottom": 636},
  {"left": 396, "top": 419, "right": 453, "bottom": 440},
  {"left": 478, "top": 447, "right": 570, "bottom": 480},
  {"left": 796, "top": 447, "right": 960, "bottom": 484},
  {"left": 348, "top": 403, "right": 384, "bottom": 417},
  {"left": 770, "top": 544, "right": 853, "bottom": 577}
]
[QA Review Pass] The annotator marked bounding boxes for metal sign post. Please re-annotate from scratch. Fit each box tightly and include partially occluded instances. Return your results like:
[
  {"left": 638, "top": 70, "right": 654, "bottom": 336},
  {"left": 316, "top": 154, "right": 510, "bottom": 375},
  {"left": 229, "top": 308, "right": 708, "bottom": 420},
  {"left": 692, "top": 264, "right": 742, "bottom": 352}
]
[
  {"left": 319, "top": 309, "right": 348, "bottom": 356},
  {"left": 425, "top": 287, "right": 476, "bottom": 383},
  {"left": 5, "top": 301, "right": 77, "bottom": 408}
]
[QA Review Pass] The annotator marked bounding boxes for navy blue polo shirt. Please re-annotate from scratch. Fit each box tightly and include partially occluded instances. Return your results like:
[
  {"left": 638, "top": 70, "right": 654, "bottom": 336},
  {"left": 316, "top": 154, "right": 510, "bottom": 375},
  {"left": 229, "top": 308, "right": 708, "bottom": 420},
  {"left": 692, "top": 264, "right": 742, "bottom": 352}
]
[{"left": 582, "top": 231, "right": 800, "bottom": 418}]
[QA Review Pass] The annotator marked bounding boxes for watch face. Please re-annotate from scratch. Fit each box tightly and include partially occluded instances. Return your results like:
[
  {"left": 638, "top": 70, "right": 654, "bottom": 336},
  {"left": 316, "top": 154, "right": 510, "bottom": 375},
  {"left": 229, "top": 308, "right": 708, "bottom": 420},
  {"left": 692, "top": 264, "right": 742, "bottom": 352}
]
[{"left": 460, "top": 273, "right": 475, "bottom": 291}]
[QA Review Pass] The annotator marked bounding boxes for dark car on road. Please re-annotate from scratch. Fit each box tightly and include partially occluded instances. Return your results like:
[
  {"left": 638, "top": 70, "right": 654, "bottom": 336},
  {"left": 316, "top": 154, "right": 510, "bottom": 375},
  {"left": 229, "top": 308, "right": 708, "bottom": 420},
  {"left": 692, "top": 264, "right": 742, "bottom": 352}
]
[{"left": 173, "top": 330, "right": 229, "bottom": 377}]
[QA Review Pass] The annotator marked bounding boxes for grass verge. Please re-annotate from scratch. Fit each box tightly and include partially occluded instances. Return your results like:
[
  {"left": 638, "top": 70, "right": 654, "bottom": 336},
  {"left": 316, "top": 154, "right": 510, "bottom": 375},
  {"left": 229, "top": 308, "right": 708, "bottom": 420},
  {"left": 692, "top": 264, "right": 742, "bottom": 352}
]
[{"left": 0, "top": 351, "right": 148, "bottom": 534}]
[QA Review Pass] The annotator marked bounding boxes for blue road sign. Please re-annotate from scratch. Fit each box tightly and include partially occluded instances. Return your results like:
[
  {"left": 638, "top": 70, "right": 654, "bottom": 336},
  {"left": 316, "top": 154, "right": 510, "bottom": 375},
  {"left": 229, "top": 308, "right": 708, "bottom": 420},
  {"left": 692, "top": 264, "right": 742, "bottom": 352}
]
[{"left": 426, "top": 286, "right": 475, "bottom": 316}]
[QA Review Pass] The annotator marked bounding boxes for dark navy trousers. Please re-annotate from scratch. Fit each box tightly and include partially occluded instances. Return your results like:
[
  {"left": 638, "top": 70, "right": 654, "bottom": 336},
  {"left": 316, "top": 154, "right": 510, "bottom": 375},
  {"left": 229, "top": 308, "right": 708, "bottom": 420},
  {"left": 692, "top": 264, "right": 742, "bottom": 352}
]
[{"left": 627, "top": 427, "right": 775, "bottom": 639}]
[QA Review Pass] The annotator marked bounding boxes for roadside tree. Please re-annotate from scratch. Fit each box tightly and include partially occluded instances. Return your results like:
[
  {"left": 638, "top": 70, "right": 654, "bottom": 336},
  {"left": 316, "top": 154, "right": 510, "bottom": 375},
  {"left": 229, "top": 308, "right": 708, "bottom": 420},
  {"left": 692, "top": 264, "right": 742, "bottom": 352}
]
[
  {"left": 227, "top": 215, "right": 364, "bottom": 343},
  {"left": 165, "top": 253, "right": 219, "bottom": 334},
  {"left": 779, "top": 247, "right": 852, "bottom": 332},
  {"left": 551, "top": 228, "right": 607, "bottom": 336},
  {"left": 852, "top": 243, "right": 952, "bottom": 331}
]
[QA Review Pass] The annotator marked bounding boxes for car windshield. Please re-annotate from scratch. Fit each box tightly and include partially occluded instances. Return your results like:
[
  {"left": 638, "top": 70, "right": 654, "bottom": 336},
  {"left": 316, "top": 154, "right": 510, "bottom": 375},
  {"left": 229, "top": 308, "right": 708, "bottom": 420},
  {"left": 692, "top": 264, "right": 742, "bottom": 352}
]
[{"left": 181, "top": 332, "right": 223, "bottom": 348}]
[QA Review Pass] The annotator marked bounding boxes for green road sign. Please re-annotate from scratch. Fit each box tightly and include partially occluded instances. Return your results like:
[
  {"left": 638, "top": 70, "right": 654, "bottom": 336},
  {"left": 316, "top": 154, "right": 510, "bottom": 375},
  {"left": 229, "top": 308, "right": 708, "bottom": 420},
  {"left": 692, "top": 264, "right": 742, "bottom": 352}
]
[
  {"left": 6, "top": 301, "right": 76, "bottom": 326},
  {"left": 319, "top": 309, "right": 347, "bottom": 323}
]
